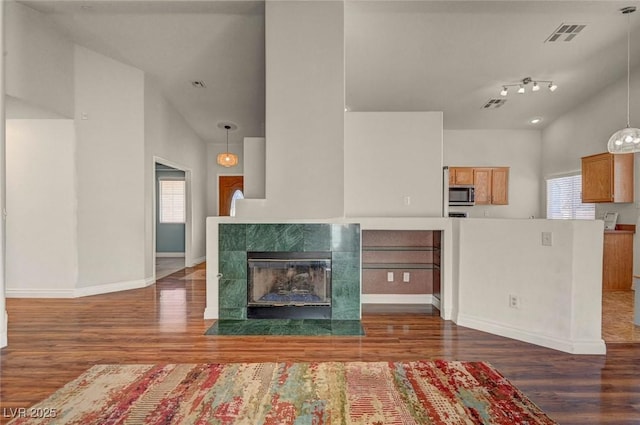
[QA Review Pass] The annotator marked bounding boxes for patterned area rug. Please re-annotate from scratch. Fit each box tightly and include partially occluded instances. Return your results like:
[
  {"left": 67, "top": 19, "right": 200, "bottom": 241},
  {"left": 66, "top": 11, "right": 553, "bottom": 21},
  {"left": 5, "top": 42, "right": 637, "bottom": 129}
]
[{"left": 9, "top": 361, "right": 556, "bottom": 424}]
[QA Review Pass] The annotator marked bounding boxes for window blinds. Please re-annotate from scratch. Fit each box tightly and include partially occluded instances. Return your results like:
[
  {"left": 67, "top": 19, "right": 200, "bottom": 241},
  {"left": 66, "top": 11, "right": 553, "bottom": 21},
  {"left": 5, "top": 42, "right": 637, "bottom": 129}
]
[
  {"left": 159, "top": 180, "right": 186, "bottom": 223},
  {"left": 546, "top": 174, "right": 595, "bottom": 220}
]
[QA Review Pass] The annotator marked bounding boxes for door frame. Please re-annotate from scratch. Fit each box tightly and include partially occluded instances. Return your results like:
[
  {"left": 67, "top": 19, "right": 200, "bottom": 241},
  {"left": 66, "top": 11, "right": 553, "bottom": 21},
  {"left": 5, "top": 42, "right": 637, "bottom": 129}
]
[
  {"left": 217, "top": 173, "right": 244, "bottom": 216},
  {"left": 153, "top": 156, "right": 192, "bottom": 279}
]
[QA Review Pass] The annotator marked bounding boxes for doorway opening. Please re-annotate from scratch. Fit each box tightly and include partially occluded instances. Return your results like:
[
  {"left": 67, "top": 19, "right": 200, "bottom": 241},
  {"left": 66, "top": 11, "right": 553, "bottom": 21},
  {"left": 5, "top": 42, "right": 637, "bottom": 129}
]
[{"left": 154, "top": 160, "right": 191, "bottom": 279}]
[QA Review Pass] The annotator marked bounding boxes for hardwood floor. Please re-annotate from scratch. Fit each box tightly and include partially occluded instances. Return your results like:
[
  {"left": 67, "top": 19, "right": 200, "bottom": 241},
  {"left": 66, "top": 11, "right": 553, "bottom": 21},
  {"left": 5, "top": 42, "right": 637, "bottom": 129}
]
[{"left": 1, "top": 263, "right": 639, "bottom": 424}]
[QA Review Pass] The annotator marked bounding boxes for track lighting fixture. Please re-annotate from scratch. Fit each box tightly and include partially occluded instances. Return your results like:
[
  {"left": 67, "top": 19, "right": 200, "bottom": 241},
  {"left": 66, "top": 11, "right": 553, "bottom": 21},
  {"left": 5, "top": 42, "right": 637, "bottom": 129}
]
[{"left": 499, "top": 77, "right": 557, "bottom": 96}]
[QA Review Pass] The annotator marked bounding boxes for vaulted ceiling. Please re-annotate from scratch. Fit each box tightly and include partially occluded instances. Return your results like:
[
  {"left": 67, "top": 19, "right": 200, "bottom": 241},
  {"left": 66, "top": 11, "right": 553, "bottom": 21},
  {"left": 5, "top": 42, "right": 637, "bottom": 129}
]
[{"left": 19, "top": 0, "right": 640, "bottom": 144}]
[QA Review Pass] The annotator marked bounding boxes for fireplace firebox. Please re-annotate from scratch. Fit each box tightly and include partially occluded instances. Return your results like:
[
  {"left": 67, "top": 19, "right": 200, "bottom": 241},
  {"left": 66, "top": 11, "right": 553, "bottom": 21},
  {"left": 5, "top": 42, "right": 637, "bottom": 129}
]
[{"left": 247, "top": 252, "right": 331, "bottom": 319}]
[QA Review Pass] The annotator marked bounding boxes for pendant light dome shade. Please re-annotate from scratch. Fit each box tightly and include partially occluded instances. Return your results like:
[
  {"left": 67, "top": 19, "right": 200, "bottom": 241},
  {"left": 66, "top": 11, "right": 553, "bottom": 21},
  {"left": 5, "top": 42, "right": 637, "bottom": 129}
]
[
  {"left": 608, "top": 127, "right": 640, "bottom": 153},
  {"left": 608, "top": 6, "right": 640, "bottom": 154},
  {"left": 217, "top": 124, "right": 238, "bottom": 167}
]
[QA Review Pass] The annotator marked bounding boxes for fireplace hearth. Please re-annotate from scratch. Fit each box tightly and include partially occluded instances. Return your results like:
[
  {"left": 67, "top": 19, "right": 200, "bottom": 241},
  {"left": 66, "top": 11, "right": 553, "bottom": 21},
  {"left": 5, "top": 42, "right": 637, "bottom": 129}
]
[{"left": 247, "top": 251, "right": 332, "bottom": 319}]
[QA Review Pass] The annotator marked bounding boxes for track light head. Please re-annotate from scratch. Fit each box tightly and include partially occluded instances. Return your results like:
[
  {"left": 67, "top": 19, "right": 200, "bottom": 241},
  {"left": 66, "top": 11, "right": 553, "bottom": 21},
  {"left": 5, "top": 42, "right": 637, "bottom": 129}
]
[
  {"left": 500, "top": 87, "right": 508, "bottom": 96},
  {"left": 517, "top": 85, "right": 525, "bottom": 94},
  {"left": 548, "top": 83, "right": 557, "bottom": 92}
]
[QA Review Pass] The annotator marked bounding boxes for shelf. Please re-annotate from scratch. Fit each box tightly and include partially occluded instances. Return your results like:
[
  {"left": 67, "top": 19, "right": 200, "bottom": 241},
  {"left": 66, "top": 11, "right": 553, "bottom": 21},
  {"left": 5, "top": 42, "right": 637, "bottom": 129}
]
[
  {"left": 362, "top": 246, "right": 439, "bottom": 252},
  {"left": 362, "top": 263, "right": 439, "bottom": 270}
]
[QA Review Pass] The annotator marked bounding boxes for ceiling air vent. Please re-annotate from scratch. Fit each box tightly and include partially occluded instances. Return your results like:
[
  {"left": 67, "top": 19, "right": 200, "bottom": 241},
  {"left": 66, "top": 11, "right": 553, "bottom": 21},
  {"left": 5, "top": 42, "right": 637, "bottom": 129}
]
[
  {"left": 482, "top": 99, "right": 507, "bottom": 109},
  {"left": 545, "top": 23, "right": 586, "bottom": 42}
]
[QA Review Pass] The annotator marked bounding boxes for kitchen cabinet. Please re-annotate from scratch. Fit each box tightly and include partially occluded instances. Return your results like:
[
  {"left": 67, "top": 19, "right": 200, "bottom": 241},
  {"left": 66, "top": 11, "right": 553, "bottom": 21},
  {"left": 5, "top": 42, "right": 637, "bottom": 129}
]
[
  {"left": 581, "top": 152, "right": 634, "bottom": 203},
  {"left": 462, "top": 167, "right": 509, "bottom": 205},
  {"left": 449, "top": 167, "right": 474, "bottom": 186},
  {"left": 603, "top": 227, "right": 634, "bottom": 291}
]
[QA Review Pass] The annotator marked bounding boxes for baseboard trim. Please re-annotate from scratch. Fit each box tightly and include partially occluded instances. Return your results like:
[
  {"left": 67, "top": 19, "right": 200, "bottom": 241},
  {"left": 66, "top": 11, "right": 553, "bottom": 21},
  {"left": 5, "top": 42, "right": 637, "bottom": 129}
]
[
  {"left": 7, "top": 277, "right": 156, "bottom": 299},
  {"left": 456, "top": 313, "right": 607, "bottom": 355},
  {"left": 75, "top": 277, "right": 156, "bottom": 298},
  {"left": 190, "top": 256, "right": 206, "bottom": 266},
  {"left": 204, "top": 306, "right": 218, "bottom": 320},
  {"left": 156, "top": 252, "right": 185, "bottom": 258},
  {"left": 6, "top": 288, "right": 76, "bottom": 298},
  {"left": 361, "top": 294, "right": 433, "bottom": 304},
  {"left": 431, "top": 296, "right": 441, "bottom": 310},
  {"left": 0, "top": 310, "right": 7, "bottom": 348}
]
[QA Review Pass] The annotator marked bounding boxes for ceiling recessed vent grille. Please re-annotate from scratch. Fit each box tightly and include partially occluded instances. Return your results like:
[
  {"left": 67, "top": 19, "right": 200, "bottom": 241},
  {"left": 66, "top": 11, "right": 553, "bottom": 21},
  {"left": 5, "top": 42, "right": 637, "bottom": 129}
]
[
  {"left": 546, "top": 23, "right": 586, "bottom": 42},
  {"left": 483, "top": 98, "right": 507, "bottom": 109}
]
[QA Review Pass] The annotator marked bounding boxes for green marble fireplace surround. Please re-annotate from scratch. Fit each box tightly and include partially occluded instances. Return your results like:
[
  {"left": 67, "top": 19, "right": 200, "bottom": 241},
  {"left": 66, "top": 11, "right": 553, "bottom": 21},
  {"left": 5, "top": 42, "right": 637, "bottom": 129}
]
[{"left": 218, "top": 223, "right": 361, "bottom": 320}]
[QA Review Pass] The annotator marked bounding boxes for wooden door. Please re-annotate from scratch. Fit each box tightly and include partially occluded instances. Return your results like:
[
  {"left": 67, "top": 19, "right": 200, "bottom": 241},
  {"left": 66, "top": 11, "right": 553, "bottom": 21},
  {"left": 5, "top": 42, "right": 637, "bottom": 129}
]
[
  {"left": 491, "top": 168, "right": 509, "bottom": 205},
  {"left": 473, "top": 168, "right": 492, "bottom": 204},
  {"left": 219, "top": 176, "right": 244, "bottom": 216}
]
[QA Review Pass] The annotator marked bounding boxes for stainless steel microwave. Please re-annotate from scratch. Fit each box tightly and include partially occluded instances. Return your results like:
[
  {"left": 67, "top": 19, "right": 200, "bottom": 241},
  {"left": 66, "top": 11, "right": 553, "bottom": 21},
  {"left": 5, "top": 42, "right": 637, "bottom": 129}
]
[{"left": 449, "top": 185, "right": 475, "bottom": 206}]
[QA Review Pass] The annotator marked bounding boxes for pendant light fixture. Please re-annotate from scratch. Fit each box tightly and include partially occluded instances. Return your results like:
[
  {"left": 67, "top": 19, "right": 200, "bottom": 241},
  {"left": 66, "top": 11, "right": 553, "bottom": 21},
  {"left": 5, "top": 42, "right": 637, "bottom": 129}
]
[
  {"left": 217, "top": 124, "right": 238, "bottom": 167},
  {"left": 607, "top": 6, "right": 640, "bottom": 154}
]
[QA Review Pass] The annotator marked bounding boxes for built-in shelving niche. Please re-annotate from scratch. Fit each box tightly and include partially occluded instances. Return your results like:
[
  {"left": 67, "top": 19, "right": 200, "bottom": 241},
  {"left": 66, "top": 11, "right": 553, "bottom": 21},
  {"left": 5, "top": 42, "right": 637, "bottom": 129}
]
[{"left": 361, "top": 230, "right": 441, "bottom": 304}]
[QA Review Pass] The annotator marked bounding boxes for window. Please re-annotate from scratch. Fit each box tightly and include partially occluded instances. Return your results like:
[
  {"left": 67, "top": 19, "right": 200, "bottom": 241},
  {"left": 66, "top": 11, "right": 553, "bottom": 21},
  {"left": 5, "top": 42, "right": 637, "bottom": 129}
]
[
  {"left": 229, "top": 189, "right": 244, "bottom": 217},
  {"left": 159, "top": 180, "right": 186, "bottom": 223},
  {"left": 546, "top": 174, "right": 595, "bottom": 220}
]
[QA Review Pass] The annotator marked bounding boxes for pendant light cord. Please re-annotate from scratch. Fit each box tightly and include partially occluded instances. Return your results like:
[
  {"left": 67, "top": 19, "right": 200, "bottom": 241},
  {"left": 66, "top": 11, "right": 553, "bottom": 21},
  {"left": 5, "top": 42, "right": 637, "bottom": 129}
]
[{"left": 626, "top": 10, "right": 631, "bottom": 127}]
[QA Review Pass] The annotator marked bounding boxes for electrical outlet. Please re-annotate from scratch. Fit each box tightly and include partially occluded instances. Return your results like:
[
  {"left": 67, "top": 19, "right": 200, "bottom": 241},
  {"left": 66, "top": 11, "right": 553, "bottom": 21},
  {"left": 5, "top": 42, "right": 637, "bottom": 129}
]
[
  {"left": 403, "top": 272, "right": 410, "bottom": 282},
  {"left": 484, "top": 210, "right": 489, "bottom": 217},
  {"left": 541, "top": 231, "right": 553, "bottom": 246},
  {"left": 509, "top": 294, "right": 520, "bottom": 309},
  {"left": 387, "top": 271, "right": 394, "bottom": 282}
]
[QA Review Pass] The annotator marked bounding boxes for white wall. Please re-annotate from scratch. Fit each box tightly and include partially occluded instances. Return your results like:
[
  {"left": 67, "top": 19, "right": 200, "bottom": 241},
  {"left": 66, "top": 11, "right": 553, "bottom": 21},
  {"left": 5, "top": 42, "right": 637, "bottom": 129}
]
[
  {"left": 455, "top": 218, "right": 605, "bottom": 354},
  {"left": 243, "top": 137, "right": 265, "bottom": 199},
  {"left": 5, "top": 1, "right": 74, "bottom": 118},
  {"left": 74, "top": 46, "right": 146, "bottom": 290},
  {"left": 253, "top": 0, "right": 344, "bottom": 218},
  {"left": 5, "top": 120, "right": 78, "bottom": 296},
  {"left": 145, "top": 78, "right": 208, "bottom": 271},
  {"left": 444, "top": 129, "right": 542, "bottom": 219},
  {"left": 1, "top": 2, "right": 7, "bottom": 348},
  {"left": 542, "top": 66, "right": 640, "bottom": 276},
  {"left": 345, "top": 112, "right": 443, "bottom": 217}
]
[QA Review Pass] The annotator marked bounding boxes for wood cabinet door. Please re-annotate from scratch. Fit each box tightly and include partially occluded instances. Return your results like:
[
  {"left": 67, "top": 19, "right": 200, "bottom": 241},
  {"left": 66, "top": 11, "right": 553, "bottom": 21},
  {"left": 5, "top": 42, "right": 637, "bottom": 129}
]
[
  {"left": 491, "top": 167, "right": 509, "bottom": 205},
  {"left": 452, "top": 167, "right": 474, "bottom": 185},
  {"left": 473, "top": 168, "right": 492, "bottom": 204},
  {"left": 612, "top": 154, "right": 634, "bottom": 202},
  {"left": 603, "top": 233, "right": 634, "bottom": 291},
  {"left": 582, "top": 153, "right": 613, "bottom": 202}
]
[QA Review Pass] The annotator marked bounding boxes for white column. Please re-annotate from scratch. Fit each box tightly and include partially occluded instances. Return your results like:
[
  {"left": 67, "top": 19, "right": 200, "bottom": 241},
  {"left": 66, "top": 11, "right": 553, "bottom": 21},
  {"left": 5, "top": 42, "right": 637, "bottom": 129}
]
[{"left": 262, "top": 0, "right": 345, "bottom": 218}]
